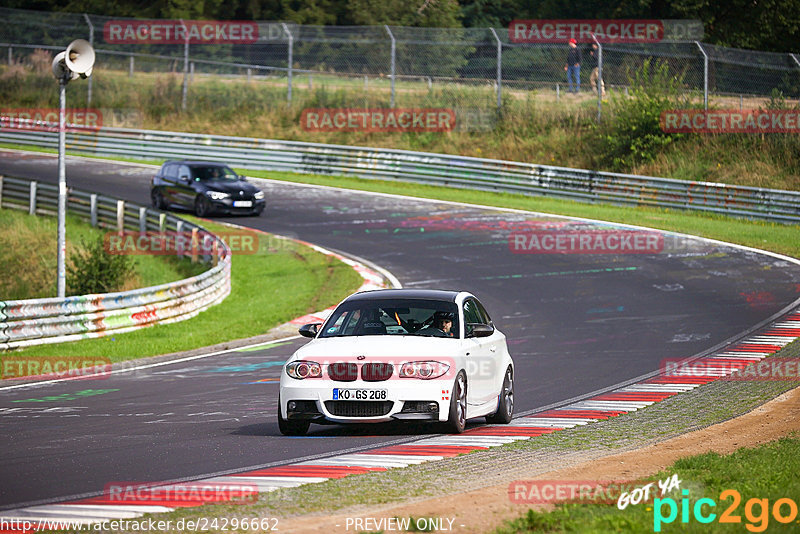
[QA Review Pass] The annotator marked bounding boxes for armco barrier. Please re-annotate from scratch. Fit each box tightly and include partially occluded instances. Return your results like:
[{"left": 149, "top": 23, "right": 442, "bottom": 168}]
[
  {"left": 1, "top": 125, "right": 799, "bottom": 223},
  {"left": 0, "top": 176, "right": 231, "bottom": 350}
]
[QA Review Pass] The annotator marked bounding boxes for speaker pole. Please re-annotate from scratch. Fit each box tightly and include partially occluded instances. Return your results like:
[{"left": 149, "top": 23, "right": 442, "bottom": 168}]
[{"left": 57, "top": 77, "right": 67, "bottom": 298}]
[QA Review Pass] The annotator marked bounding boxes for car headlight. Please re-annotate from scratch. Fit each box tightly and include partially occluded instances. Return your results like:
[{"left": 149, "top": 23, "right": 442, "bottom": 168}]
[
  {"left": 285, "top": 360, "right": 322, "bottom": 380},
  {"left": 206, "top": 191, "right": 230, "bottom": 200},
  {"left": 399, "top": 360, "right": 450, "bottom": 379},
  {"left": 254, "top": 191, "right": 265, "bottom": 200}
]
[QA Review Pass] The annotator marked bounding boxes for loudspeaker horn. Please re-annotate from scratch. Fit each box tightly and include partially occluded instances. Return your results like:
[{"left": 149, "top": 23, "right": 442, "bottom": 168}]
[{"left": 64, "top": 39, "right": 95, "bottom": 77}]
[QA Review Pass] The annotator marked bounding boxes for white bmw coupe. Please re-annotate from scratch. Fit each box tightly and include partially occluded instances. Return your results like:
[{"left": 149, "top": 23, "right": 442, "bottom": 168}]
[{"left": 278, "top": 289, "right": 514, "bottom": 435}]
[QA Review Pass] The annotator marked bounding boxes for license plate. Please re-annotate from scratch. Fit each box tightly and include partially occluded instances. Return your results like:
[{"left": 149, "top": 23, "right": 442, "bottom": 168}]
[
  {"left": 333, "top": 388, "right": 387, "bottom": 401},
  {"left": 233, "top": 200, "right": 252, "bottom": 208}
]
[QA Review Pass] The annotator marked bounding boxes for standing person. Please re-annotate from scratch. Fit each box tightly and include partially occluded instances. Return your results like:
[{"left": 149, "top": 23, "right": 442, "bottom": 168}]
[
  {"left": 564, "top": 38, "right": 581, "bottom": 94},
  {"left": 588, "top": 43, "right": 606, "bottom": 97}
]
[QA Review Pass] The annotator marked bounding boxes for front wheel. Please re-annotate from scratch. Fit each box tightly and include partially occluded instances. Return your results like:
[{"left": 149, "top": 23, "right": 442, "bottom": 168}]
[
  {"left": 277, "top": 398, "right": 310, "bottom": 436},
  {"left": 486, "top": 367, "right": 514, "bottom": 424},
  {"left": 444, "top": 371, "right": 467, "bottom": 433},
  {"left": 194, "top": 195, "right": 212, "bottom": 217}
]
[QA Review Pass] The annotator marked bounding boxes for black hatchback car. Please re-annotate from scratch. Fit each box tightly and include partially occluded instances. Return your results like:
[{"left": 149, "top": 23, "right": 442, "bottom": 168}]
[{"left": 150, "top": 161, "right": 265, "bottom": 217}]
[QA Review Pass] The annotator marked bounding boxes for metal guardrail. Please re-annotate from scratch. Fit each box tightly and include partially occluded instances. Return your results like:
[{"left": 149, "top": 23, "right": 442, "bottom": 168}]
[
  {"left": 0, "top": 175, "right": 232, "bottom": 350},
  {"left": 1, "top": 125, "right": 799, "bottom": 224}
]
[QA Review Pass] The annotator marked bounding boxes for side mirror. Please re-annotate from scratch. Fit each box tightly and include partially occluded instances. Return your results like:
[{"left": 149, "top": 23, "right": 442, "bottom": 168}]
[
  {"left": 179, "top": 175, "right": 190, "bottom": 184},
  {"left": 467, "top": 323, "right": 494, "bottom": 338},
  {"left": 299, "top": 323, "right": 320, "bottom": 338}
]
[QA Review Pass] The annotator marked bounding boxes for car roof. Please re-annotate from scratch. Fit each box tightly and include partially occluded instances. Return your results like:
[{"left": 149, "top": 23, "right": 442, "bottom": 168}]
[
  {"left": 344, "top": 289, "right": 463, "bottom": 303},
  {"left": 163, "top": 160, "right": 230, "bottom": 167}
]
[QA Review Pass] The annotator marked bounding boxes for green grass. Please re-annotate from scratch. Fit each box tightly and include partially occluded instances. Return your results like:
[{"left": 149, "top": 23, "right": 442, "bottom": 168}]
[
  {"left": 2, "top": 217, "right": 363, "bottom": 362},
  {"left": 0, "top": 208, "right": 203, "bottom": 300},
  {"left": 496, "top": 434, "right": 800, "bottom": 533}
]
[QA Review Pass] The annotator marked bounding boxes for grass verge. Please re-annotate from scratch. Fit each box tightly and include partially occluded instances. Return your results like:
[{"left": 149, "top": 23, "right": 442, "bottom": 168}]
[
  {"left": 2, "top": 217, "right": 363, "bottom": 362},
  {"left": 0, "top": 208, "right": 204, "bottom": 300}
]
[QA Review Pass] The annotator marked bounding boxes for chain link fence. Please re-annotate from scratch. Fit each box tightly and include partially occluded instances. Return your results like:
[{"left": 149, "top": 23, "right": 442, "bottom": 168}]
[{"left": 1, "top": 7, "right": 799, "bottom": 120}]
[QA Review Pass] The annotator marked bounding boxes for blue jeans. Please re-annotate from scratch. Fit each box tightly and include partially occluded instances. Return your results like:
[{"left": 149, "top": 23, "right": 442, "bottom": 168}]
[{"left": 567, "top": 65, "right": 580, "bottom": 93}]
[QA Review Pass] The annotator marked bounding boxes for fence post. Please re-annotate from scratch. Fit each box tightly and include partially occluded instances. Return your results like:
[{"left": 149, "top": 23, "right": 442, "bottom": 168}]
[
  {"left": 247, "top": 68, "right": 251, "bottom": 82},
  {"left": 190, "top": 61, "right": 195, "bottom": 82},
  {"left": 90, "top": 193, "right": 97, "bottom": 226},
  {"left": 29, "top": 181, "right": 37, "bottom": 215},
  {"left": 281, "top": 23, "right": 293, "bottom": 104},
  {"left": 556, "top": 83, "right": 560, "bottom": 100},
  {"left": 695, "top": 41, "right": 708, "bottom": 111},
  {"left": 129, "top": 55, "right": 134, "bottom": 78},
  {"left": 181, "top": 19, "right": 189, "bottom": 111},
  {"left": 384, "top": 25, "right": 396, "bottom": 108},
  {"left": 791, "top": 53, "right": 800, "bottom": 69},
  {"left": 116, "top": 199, "right": 125, "bottom": 233},
  {"left": 7, "top": 46, "right": 11, "bottom": 65},
  {"left": 489, "top": 28, "right": 502, "bottom": 110},
  {"left": 592, "top": 34, "right": 602, "bottom": 122},
  {"left": 83, "top": 14, "right": 94, "bottom": 107}
]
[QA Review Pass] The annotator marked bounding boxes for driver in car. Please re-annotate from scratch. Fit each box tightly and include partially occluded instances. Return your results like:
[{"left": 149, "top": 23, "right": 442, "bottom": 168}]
[{"left": 419, "top": 311, "right": 455, "bottom": 337}]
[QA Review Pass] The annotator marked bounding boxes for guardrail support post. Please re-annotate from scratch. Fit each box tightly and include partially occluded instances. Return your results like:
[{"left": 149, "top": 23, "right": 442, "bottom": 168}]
[
  {"left": 139, "top": 207, "right": 147, "bottom": 233},
  {"left": 176, "top": 220, "right": 184, "bottom": 257},
  {"left": 384, "top": 25, "right": 396, "bottom": 108},
  {"left": 116, "top": 200, "right": 125, "bottom": 233},
  {"left": 90, "top": 193, "right": 97, "bottom": 226},
  {"left": 0, "top": 175, "right": 4, "bottom": 208},
  {"left": 695, "top": 41, "right": 708, "bottom": 111},
  {"left": 489, "top": 28, "right": 502, "bottom": 110},
  {"left": 159, "top": 213, "right": 166, "bottom": 232},
  {"left": 29, "top": 181, "right": 37, "bottom": 215},
  {"left": 190, "top": 227, "right": 199, "bottom": 263},
  {"left": 281, "top": 23, "right": 293, "bottom": 104}
]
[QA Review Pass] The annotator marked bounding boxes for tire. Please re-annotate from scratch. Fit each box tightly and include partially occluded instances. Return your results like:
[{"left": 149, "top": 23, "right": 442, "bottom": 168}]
[
  {"left": 151, "top": 189, "right": 165, "bottom": 210},
  {"left": 444, "top": 371, "right": 467, "bottom": 434},
  {"left": 486, "top": 367, "right": 514, "bottom": 424},
  {"left": 194, "top": 195, "right": 212, "bottom": 217},
  {"left": 277, "top": 397, "right": 310, "bottom": 436}
]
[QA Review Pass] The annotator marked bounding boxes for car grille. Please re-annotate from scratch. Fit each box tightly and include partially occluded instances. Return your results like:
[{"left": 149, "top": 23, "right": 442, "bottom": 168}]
[
  {"left": 324, "top": 401, "right": 393, "bottom": 417},
  {"left": 361, "top": 363, "right": 394, "bottom": 382},
  {"left": 328, "top": 362, "right": 358, "bottom": 382}
]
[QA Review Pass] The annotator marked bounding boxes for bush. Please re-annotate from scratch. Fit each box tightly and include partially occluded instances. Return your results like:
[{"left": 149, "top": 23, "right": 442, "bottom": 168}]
[
  {"left": 596, "top": 59, "right": 692, "bottom": 171},
  {"left": 67, "top": 236, "right": 134, "bottom": 295}
]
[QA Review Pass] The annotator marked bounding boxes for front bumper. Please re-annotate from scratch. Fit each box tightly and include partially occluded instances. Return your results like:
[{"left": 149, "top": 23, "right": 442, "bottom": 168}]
[
  {"left": 209, "top": 197, "right": 265, "bottom": 214},
  {"left": 280, "top": 378, "right": 451, "bottom": 423}
]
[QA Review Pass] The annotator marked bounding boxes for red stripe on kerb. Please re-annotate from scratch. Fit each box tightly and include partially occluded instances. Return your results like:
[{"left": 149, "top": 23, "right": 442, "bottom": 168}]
[
  {"left": 592, "top": 392, "right": 676, "bottom": 402},
  {"left": 532, "top": 409, "right": 625, "bottom": 418}
]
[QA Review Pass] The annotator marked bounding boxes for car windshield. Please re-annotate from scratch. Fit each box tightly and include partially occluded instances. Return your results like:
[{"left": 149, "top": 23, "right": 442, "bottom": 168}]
[
  {"left": 191, "top": 165, "right": 238, "bottom": 181},
  {"left": 319, "top": 299, "right": 460, "bottom": 339}
]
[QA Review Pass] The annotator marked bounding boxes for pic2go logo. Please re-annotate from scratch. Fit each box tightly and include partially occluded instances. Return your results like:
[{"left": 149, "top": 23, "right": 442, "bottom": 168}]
[{"left": 653, "top": 489, "right": 799, "bottom": 532}]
